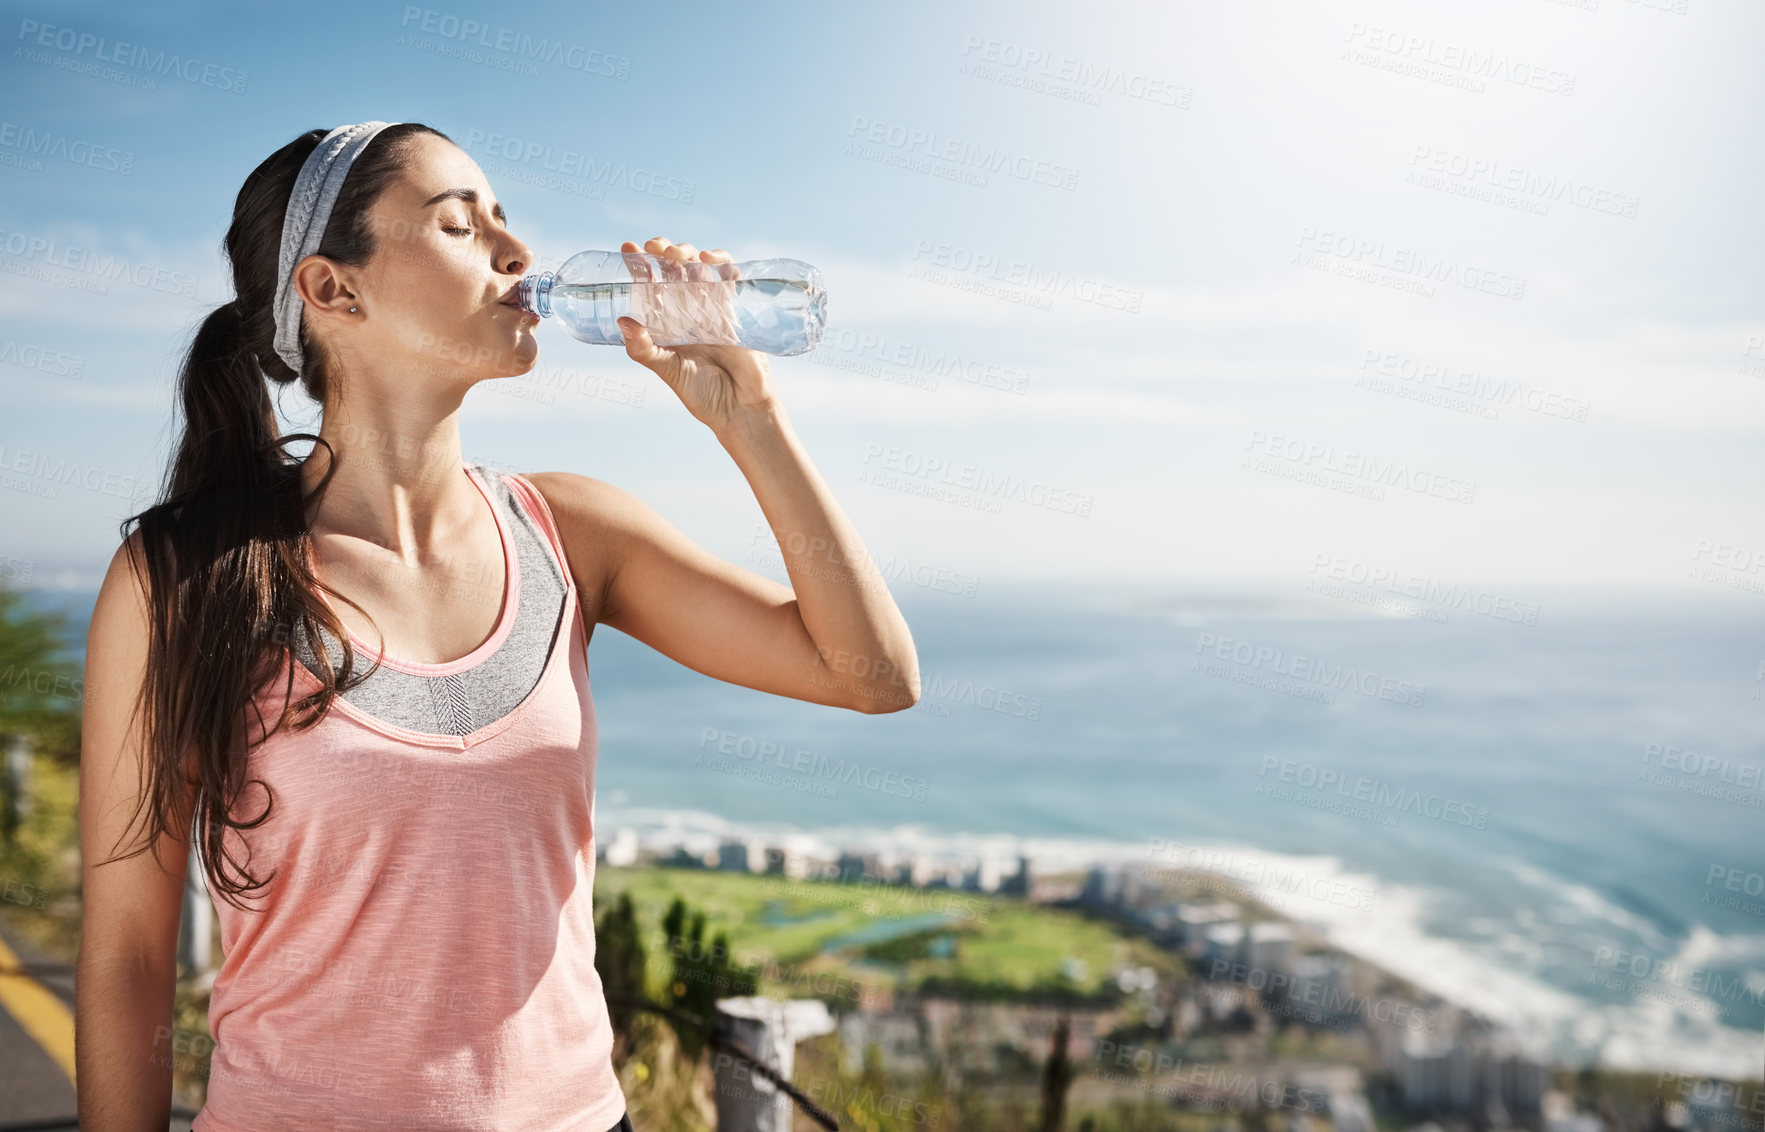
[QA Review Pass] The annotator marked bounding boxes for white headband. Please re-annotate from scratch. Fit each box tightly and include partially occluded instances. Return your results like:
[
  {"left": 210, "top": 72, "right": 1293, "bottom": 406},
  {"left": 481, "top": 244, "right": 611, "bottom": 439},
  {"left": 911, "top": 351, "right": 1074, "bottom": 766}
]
[{"left": 271, "top": 121, "right": 403, "bottom": 375}]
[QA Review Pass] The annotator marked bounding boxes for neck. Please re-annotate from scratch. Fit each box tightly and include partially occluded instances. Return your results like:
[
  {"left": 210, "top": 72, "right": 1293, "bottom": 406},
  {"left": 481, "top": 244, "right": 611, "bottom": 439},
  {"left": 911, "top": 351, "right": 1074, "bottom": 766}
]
[{"left": 299, "top": 388, "right": 479, "bottom": 565}]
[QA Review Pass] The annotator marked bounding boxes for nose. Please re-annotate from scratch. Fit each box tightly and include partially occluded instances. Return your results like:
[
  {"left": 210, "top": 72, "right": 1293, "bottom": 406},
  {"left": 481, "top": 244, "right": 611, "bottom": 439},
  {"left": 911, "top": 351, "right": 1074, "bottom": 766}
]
[{"left": 499, "top": 230, "right": 535, "bottom": 277}]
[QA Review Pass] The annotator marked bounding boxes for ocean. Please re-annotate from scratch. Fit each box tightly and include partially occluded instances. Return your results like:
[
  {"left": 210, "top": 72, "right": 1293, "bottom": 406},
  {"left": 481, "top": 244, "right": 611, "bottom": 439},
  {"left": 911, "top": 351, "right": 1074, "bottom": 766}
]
[{"left": 26, "top": 578, "right": 1765, "bottom": 1077}]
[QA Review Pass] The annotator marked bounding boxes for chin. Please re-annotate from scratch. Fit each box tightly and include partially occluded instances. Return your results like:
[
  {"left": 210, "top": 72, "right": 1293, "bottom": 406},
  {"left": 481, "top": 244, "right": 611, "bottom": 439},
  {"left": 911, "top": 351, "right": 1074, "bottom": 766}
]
[{"left": 489, "top": 339, "right": 539, "bottom": 378}]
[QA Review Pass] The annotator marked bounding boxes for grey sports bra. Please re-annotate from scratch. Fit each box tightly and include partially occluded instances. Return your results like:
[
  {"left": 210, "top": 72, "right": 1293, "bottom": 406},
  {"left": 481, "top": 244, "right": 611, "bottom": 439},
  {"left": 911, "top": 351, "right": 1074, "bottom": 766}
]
[{"left": 289, "top": 464, "right": 571, "bottom": 736}]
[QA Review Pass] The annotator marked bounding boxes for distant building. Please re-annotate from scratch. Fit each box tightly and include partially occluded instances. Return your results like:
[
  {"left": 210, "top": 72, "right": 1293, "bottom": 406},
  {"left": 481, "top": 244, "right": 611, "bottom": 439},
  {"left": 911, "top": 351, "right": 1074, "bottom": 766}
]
[
  {"left": 923, "top": 862, "right": 967, "bottom": 889},
  {"left": 836, "top": 850, "right": 882, "bottom": 882},
  {"left": 600, "top": 827, "right": 639, "bottom": 867},
  {"left": 1173, "top": 900, "right": 1240, "bottom": 951},
  {"left": 660, "top": 844, "right": 713, "bottom": 869},
  {"left": 1397, "top": 1029, "right": 1477, "bottom": 1113},
  {"left": 962, "top": 858, "right": 1005, "bottom": 893},
  {"left": 1080, "top": 865, "right": 1122, "bottom": 907},
  {"left": 1202, "top": 922, "right": 1246, "bottom": 971},
  {"left": 855, "top": 997, "right": 1112, "bottom": 1079},
  {"left": 764, "top": 845, "right": 811, "bottom": 879},
  {"left": 1245, "top": 921, "right": 1297, "bottom": 975},
  {"left": 1029, "top": 874, "right": 1081, "bottom": 903},
  {"left": 997, "top": 854, "right": 1031, "bottom": 896},
  {"left": 1384, "top": 1016, "right": 1548, "bottom": 1118},
  {"left": 1291, "top": 952, "right": 1351, "bottom": 1020},
  {"left": 1482, "top": 1035, "right": 1547, "bottom": 1118},
  {"left": 838, "top": 1009, "right": 928, "bottom": 1078},
  {"left": 894, "top": 854, "right": 937, "bottom": 887},
  {"left": 717, "top": 837, "right": 767, "bottom": 873},
  {"left": 1116, "top": 864, "right": 1153, "bottom": 909}
]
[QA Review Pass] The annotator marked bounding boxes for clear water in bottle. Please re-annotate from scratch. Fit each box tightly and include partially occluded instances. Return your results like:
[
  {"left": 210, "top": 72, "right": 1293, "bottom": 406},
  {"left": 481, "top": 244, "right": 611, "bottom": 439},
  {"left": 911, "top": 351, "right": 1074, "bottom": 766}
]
[{"left": 515, "top": 251, "right": 827, "bottom": 356}]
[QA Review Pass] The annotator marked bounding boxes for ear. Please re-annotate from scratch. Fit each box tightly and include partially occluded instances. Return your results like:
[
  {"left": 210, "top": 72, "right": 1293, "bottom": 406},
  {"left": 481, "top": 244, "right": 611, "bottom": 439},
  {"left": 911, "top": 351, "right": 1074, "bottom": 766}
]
[{"left": 291, "top": 254, "right": 359, "bottom": 323}]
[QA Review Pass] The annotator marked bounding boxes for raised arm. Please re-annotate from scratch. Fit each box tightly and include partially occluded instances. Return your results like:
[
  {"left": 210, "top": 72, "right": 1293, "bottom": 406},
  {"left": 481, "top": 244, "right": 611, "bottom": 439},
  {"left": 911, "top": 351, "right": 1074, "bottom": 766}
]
[
  {"left": 528, "top": 408, "right": 921, "bottom": 714},
  {"left": 527, "top": 236, "right": 920, "bottom": 713}
]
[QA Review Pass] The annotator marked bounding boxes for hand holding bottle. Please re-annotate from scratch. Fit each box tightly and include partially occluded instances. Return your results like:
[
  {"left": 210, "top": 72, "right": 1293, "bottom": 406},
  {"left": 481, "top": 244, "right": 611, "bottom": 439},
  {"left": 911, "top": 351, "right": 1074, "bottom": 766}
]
[{"left": 614, "top": 237, "right": 780, "bottom": 432}]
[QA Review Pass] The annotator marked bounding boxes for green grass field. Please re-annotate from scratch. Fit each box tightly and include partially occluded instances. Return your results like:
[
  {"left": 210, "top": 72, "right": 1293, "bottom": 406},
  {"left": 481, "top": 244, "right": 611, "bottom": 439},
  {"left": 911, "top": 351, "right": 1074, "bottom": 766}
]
[{"left": 593, "top": 863, "right": 1189, "bottom": 1004}]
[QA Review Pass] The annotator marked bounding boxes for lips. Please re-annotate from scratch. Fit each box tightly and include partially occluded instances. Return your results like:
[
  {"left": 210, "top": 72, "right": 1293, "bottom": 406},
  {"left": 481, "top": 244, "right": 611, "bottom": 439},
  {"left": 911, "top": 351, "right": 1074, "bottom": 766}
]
[{"left": 497, "top": 283, "right": 524, "bottom": 308}]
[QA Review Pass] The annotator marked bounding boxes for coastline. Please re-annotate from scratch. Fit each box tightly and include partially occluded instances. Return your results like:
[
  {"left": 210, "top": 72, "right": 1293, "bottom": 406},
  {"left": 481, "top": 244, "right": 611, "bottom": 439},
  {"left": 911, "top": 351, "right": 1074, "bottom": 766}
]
[{"left": 598, "top": 805, "right": 1765, "bottom": 1080}]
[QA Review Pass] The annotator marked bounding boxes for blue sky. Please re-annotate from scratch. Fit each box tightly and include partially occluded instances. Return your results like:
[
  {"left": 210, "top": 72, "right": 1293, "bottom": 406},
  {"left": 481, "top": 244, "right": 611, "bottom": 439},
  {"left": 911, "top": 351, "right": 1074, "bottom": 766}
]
[{"left": 2, "top": 0, "right": 1762, "bottom": 602}]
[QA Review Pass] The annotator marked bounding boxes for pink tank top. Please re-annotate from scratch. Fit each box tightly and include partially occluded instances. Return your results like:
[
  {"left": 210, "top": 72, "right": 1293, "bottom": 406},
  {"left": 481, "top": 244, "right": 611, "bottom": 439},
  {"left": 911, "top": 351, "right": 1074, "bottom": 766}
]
[{"left": 193, "top": 468, "right": 627, "bottom": 1132}]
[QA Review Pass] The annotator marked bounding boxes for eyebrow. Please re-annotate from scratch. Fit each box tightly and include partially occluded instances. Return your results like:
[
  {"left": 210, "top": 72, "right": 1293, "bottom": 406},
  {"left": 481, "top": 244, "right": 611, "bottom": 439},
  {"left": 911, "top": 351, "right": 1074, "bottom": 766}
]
[{"left": 422, "top": 186, "right": 506, "bottom": 224}]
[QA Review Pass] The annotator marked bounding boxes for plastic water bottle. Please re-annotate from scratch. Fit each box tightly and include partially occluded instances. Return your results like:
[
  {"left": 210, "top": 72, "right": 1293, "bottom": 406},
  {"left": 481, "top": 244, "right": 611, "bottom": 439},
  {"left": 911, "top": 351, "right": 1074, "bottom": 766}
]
[{"left": 514, "top": 250, "right": 828, "bottom": 356}]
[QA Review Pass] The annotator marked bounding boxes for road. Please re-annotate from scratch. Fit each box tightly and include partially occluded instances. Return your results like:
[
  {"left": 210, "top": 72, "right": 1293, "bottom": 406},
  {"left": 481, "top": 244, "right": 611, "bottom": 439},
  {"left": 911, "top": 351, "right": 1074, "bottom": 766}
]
[{"left": 0, "top": 910, "right": 198, "bottom": 1130}]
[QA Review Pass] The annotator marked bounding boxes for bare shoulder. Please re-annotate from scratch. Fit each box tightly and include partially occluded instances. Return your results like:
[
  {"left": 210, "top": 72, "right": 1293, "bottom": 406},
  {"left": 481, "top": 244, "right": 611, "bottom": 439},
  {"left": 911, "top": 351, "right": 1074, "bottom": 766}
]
[
  {"left": 94, "top": 528, "right": 154, "bottom": 627},
  {"left": 521, "top": 471, "right": 650, "bottom": 530},
  {"left": 87, "top": 529, "right": 160, "bottom": 723},
  {"left": 520, "top": 471, "right": 655, "bottom": 625}
]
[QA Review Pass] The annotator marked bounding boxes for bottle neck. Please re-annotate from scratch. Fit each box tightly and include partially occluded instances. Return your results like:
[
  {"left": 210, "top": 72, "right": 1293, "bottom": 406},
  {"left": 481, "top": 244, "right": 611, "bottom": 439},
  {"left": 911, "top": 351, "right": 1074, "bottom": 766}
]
[{"left": 517, "top": 271, "right": 554, "bottom": 317}]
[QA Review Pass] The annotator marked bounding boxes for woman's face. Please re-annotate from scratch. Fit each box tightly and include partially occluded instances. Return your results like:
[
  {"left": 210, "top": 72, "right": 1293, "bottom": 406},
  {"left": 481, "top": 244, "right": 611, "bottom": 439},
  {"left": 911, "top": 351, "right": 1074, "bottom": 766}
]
[{"left": 343, "top": 132, "right": 540, "bottom": 384}]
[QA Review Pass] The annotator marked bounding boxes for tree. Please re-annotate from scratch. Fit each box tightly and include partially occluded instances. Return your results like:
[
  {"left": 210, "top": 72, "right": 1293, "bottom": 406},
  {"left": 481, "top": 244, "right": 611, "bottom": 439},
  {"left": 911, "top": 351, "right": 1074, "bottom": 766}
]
[
  {"left": 1040, "top": 1013, "right": 1075, "bottom": 1132},
  {"left": 661, "top": 895, "right": 756, "bottom": 1062},
  {"left": 0, "top": 586, "right": 82, "bottom": 843},
  {"left": 594, "top": 890, "right": 647, "bottom": 1061}
]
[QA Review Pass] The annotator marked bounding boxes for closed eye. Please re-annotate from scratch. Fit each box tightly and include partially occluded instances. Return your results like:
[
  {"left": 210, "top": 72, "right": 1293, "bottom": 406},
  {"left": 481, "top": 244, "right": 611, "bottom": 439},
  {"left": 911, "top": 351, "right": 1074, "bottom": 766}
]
[{"left": 443, "top": 226, "right": 473, "bottom": 237}]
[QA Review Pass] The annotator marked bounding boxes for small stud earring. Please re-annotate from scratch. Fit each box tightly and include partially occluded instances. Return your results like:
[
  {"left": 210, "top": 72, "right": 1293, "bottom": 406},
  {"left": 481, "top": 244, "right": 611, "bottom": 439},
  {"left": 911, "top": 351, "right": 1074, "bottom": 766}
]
[{"left": 349, "top": 306, "right": 358, "bottom": 313}]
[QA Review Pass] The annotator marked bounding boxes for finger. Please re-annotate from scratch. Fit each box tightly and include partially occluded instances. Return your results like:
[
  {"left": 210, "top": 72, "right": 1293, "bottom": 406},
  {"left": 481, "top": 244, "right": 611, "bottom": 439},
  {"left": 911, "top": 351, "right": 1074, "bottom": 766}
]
[
  {"left": 617, "top": 315, "right": 665, "bottom": 365},
  {"left": 645, "top": 236, "right": 687, "bottom": 282},
  {"left": 667, "top": 243, "right": 700, "bottom": 284},
  {"left": 700, "top": 247, "right": 732, "bottom": 279},
  {"left": 622, "top": 240, "right": 652, "bottom": 283},
  {"left": 708, "top": 248, "right": 741, "bottom": 282},
  {"left": 695, "top": 248, "right": 731, "bottom": 285}
]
